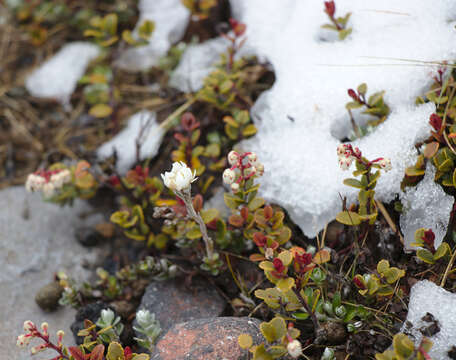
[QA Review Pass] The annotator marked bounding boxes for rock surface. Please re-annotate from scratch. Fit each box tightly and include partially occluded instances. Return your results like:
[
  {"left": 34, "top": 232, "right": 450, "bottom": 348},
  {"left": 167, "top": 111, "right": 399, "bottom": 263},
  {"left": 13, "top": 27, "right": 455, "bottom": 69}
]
[
  {"left": 135, "top": 277, "right": 226, "bottom": 335},
  {"left": 152, "top": 317, "right": 263, "bottom": 360},
  {"left": 0, "top": 187, "right": 101, "bottom": 360}
]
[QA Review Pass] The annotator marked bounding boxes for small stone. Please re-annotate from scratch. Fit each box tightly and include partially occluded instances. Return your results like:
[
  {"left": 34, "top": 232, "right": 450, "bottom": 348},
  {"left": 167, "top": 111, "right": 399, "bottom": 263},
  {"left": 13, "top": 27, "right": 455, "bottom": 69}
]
[
  {"left": 152, "top": 317, "right": 263, "bottom": 360},
  {"left": 75, "top": 226, "right": 103, "bottom": 247},
  {"left": 35, "top": 282, "right": 63, "bottom": 311},
  {"left": 135, "top": 277, "right": 226, "bottom": 334},
  {"left": 317, "top": 321, "right": 347, "bottom": 345}
]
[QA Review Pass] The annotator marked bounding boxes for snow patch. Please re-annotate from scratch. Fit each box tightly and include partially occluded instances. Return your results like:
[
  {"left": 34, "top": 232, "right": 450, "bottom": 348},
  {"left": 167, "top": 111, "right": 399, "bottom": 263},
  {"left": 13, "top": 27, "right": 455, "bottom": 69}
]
[
  {"left": 402, "top": 280, "right": 456, "bottom": 360},
  {"left": 97, "top": 110, "right": 165, "bottom": 174},
  {"left": 234, "top": 0, "right": 456, "bottom": 237},
  {"left": 25, "top": 42, "right": 100, "bottom": 105},
  {"left": 400, "top": 164, "right": 454, "bottom": 251},
  {"left": 116, "top": 0, "right": 190, "bottom": 71}
]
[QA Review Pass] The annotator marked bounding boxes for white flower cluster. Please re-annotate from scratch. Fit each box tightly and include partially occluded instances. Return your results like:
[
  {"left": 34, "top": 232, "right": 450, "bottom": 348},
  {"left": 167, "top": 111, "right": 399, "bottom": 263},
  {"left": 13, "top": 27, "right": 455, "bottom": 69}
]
[
  {"left": 337, "top": 144, "right": 392, "bottom": 172},
  {"left": 161, "top": 161, "right": 197, "bottom": 192},
  {"left": 337, "top": 144, "right": 358, "bottom": 171},
  {"left": 25, "top": 169, "right": 71, "bottom": 197},
  {"left": 222, "top": 151, "right": 264, "bottom": 193}
]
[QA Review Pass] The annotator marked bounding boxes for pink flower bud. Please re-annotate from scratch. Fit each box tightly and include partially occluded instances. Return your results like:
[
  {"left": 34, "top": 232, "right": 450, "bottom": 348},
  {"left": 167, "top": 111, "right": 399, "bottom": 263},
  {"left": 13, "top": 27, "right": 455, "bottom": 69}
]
[
  {"left": 228, "top": 150, "right": 240, "bottom": 166},
  {"left": 247, "top": 152, "right": 258, "bottom": 165},
  {"left": 223, "top": 169, "right": 236, "bottom": 185},
  {"left": 23, "top": 321, "right": 35, "bottom": 332},
  {"left": 231, "top": 183, "right": 240, "bottom": 193},
  {"left": 339, "top": 157, "right": 352, "bottom": 171},
  {"left": 379, "top": 158, "right": 392, "bottom": 172}
]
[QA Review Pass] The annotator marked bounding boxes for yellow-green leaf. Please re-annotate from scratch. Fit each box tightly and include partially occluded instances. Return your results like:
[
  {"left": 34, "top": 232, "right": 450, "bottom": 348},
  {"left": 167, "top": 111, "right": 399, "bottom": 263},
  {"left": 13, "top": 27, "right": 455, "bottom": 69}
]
[{"left": 89, "top": 104, "right": 113, "bottom": 118}]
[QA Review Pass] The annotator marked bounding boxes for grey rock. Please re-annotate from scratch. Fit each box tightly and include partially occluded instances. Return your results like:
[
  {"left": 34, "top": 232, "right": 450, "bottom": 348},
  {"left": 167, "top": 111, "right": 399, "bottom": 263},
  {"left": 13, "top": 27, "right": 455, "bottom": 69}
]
[{"left": 0, "top": 187, "right": 101, "bottom": 360}]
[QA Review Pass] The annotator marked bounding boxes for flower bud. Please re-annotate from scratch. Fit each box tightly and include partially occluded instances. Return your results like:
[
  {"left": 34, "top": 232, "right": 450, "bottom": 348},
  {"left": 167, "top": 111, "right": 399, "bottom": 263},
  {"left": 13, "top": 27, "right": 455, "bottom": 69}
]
[
  {"left": 335, "top": 305, "right": 347, "bottom": 318},
  {"left": 378, "top": 158, "right": 392, "bottom": 172},
  {"left": 231, "top": 183, "right": 240, "bottom": 193},
  {"left": 16, "top": 334, "right": 30, "bottom": 347},
  {"left": 338, "top": 157, "right": 352, "bottom": 171},
  {"left": 336, "top": 144, "right": 348, "bottom": 157},
  {"left": 244, "top": 166, "right": 256, "bottom": 177},
  {"left": 23, "top": 321, "right": 35, "bottom": 332},
  {"left": 227, "top": 151, "right": 240, "bottom": 166},
  {"left": 287, "top": 340, "right": 302, "bottom": 358},
  {"left": 323, "top": 302, "right": 333, "bottom": 315},
  {"left": 40, "top": 322, "right": 49, "bottom": 334},
  {"left": 256, "top": 163, "right": 264, "bottom": 176},
  {"left": 223, "top": 169, "right": 236, "bottom": 185},
  {"left": 247, "top": 152, "right": 258, "bottom": 165}
]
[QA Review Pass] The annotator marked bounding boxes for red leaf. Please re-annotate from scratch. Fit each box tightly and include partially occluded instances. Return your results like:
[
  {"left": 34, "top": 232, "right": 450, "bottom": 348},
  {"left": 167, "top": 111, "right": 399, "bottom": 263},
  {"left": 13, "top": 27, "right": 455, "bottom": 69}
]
[
  {"left": 90, "top": 344, "right": 105, "bottom": 360},
  {"left": 69, "top": 347, "right": 86, "bottom": 360}
]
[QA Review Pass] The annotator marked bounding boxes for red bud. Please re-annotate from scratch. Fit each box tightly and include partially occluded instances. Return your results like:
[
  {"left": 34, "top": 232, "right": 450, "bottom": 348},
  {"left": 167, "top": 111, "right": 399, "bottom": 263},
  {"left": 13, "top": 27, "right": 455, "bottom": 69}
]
[
  {"left": 429, "top": 114, "right": 442, "bottom": 132},
  {"left": 324, "top": 1, "right": 336, "bottom": 17}
]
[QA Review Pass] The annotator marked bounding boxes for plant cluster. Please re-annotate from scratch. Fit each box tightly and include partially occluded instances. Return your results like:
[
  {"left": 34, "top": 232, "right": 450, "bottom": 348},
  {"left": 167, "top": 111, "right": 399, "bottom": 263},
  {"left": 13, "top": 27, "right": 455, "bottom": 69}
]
[
  {"left": 58, "top": 256, "right": 178, "bottom": 307},
  {"left": 322, "top": 1, "right": 352, "bottom": 40},
  {"left": 346, "top": 83, "right": 390, "bottom": 139},
  {"left": 181, "top": 0, "right": 218, "bottom": 20},
  {"left": 375, "top": 333, "right": 433, "bottom": 360},
  {"left": 336, "top": 144, "right": 392, "bottom": 226},
  {"left": 17, "top": 319, "right": 149, "bottom": 360},
  {"left": 412, "top": 228, "right": 451, "bottom": 265}
]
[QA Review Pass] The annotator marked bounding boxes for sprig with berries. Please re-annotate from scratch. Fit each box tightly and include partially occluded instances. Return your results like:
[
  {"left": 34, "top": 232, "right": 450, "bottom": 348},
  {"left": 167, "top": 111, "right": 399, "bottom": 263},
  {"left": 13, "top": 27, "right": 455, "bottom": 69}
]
[{"left": 336, "top": 144, "right": 391, "bottom": 226}]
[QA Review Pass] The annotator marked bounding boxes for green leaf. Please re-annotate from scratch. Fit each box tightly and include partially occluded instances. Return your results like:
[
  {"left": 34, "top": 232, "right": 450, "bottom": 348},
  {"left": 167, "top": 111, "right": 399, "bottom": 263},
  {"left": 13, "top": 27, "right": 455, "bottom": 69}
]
[
  {"left": 343, "top": 178, "right": 363, "bottom": 189},
  {"left": 416, "top": 249, "right": 435, "bottom": 264},
  {"left": 242, "top": 124, "right": 257, "bottom": 137},
  {"left": 357, "top": 83, "right": 367, "bottom": 96},
  {"left": 106, "top": 342, "right": 124, "bottom": 360},
  {"left": 336, "top": 211, "right": 361, "bottom": 226},
  {"left": 200, "top": 208, "right": 219, "bottom": 223},
  {"left": 238, "top": 334, "right": 253, "bottom": 349},
  {"left": 276, "top": 277, "right": 295, "bottom": 292},
  {"left": 260, "top": 317, "right": 287, "bottom": 343},
  {"left": 346, "top": 101, "right": 363, "bottom": 110},
  {"left": 434, "top": 242, "right": 450, "bottom": 260},
  {"left": 338, "top": 28, "right": 352, "bottom": 40},
  {"left": 278, "top": 250, "right": 293, "bottom": 266},
  {"left": 393, "top": 334, "right": 414, "bottom": 359},
  {"left": 224, "top": 193, "right": 243, "bottom": 209},
  {"left": 248, "top": 197, "right": 265, "bottom": 211},
  {"left": 89, "top": 104, "right": 113, "bottom": 118},
  {"left": 138, "top": 20, "right": 155, "bottom": 40}
]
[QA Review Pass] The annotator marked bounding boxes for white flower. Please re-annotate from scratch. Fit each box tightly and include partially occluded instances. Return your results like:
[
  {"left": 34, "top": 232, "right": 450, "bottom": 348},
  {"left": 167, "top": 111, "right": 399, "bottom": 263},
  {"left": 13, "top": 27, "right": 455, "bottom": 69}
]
[
  {"left": 231, "top": 183, "right": 240, "bottom": 193},
  {"left": 256, "top": 163, "right": 264, "bottom": 176},
  {"left": 337, "top": 144, "right": 348, "bottom": 157},
  {"left": 244, "top": 166, "right": 256, "bottom": 177},
  {"left": 227, "top": 150, "right": 240, "bottom": 166},
  {"left": 223, "top": 169, "right": 236, "bottom": 185},
  {"left": 287, "top": 340, "right": 302, "bottom": 358},
  {"left": 23, "top": 321, "right": 35, "bottom": 332},
  {"left": 379, "top": 158, "right": 392, "bottom": 172},
  {"left": 16, "top": 334, "right": 30, "bottom": 347},
  {"left": 161, "top": 162, "right": 197, "bottom": 192},
  {"left": 25, "top": 174, "right": 45, "bottom": 192},
  {"left": 42, "top": 182, "right": 56, "bottom": 197},
  {"left": 338, "top": 157, "right": 353, "bottom": 171},
  {"left": 50, "top": 169, "right": 71, "bottom": 188},
  {"left": 247, "top": 152, "right": 258, "bottom": 165}
]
